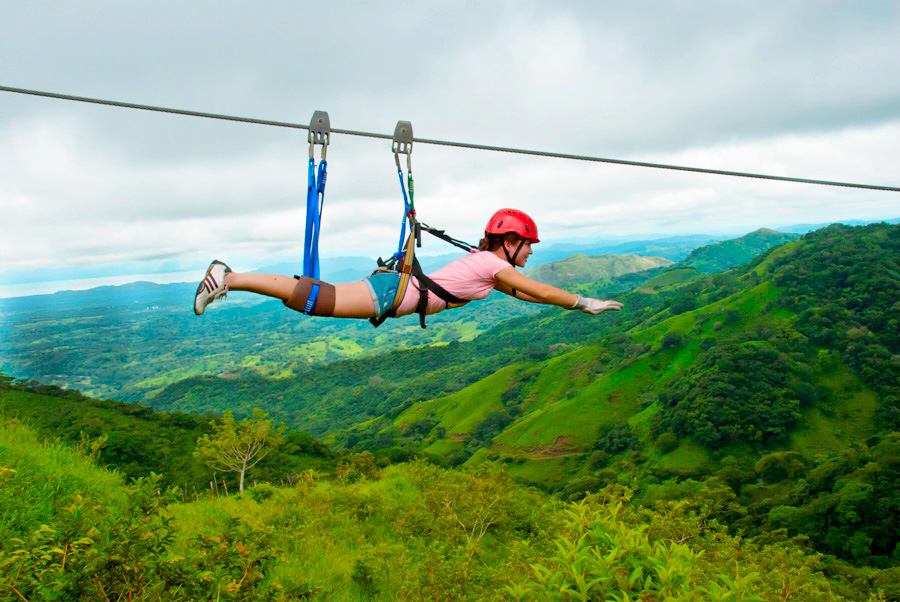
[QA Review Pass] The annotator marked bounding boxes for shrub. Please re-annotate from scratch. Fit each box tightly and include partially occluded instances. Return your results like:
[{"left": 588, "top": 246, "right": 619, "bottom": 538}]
[
  {"left": 248, "top": 483, "right": 279, "bottom": 502},
  {"left": 655, "top": 432, "right": 678, "bottom": 454},
  {"left": 661, "top": 331, "right": 684, "bottom": 349}
]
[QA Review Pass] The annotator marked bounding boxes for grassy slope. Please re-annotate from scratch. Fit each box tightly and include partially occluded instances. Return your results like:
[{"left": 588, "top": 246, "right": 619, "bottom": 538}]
[
  {"left": 384, "top": 238, "right": 881, "bottom": 488},
  {"left": 395, "top": 365, "right": 519, "bottom": 436},
  {"left": 0, "top": 418, "right": 127, "bottom": 541},
  {"left": 525, "top": 253, "right": 673, "bottom": 287}
]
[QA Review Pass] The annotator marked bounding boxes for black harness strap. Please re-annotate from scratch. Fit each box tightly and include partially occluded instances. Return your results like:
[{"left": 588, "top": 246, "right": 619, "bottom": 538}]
[
  {"left": 368, "top": 257, "right": 469, "bottom": 329},
  {"left": 368, "top": 222, "right": 475, "bottom": 329},
  {"left": 419, "top": 223, "right": 476, "bottom": 253},
  {"left": 410, "top": 259, "right": 468, "bottom": 328}
]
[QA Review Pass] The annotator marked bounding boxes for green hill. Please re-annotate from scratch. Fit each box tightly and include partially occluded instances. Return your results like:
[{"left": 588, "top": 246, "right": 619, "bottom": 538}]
[
  {"left": 384, "top": 224, "right": 897, "bottom": 469},
  {"left": 356, "top": 223, "right": 900, "bottom": 569},
  {"left": 0, "top": 382, "right": 335, "bottom": 490},
  {"left": 524, "top": 253, "right": 673, "bottom": 286},
  {"left": 678, "top": 227, "right": 801, "bottom": 272}
]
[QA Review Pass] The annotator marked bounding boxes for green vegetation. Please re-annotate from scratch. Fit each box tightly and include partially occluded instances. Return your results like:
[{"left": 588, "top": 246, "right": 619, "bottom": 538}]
[
  {"left": 0, "top": 382, "right": 335, "bottom": 491},
  {"left": 194, "top": 409, "right": 286, "bottom": 495},
  {"left": 679, "top": 227, "right": 801, "bottom": 272},
  {"left": 2, "top": 418, "right": 892, "bottom": 600},
  {"left": 2, "top": 224, "right": 900, "bottom": 598},
  {"left": 525, "top": 253, "right": 673, "bottom": 287}
]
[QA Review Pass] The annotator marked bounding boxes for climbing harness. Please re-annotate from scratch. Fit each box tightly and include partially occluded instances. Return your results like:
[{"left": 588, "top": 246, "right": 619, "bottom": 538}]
[
  {"left": 294, "top": 114, "right": 473, "bottom": 324},
  {"left": 303, "top": 111, "right": 330, "bottom": 279},
  {"left": 368, "top": 121, "right": 474, "bottom": 329},
  {"left": 291, "top": 114, "right": 477, "bottom": 325}
]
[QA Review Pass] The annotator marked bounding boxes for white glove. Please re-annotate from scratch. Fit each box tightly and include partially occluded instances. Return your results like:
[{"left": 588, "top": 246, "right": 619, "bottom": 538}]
[{"left": 571, "top": 296, "right": 624, "bottom": 315}]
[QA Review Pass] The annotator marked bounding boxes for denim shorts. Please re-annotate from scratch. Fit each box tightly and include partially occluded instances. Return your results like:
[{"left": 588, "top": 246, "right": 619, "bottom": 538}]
[{"left": 364, "top": 271, "right": 402, "bottom": 319}]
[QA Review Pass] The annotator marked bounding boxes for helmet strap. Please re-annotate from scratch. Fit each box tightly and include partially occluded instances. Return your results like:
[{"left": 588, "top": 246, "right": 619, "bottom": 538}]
[{"left": 503, "top": 238, "right": 527, "bottom": 266}]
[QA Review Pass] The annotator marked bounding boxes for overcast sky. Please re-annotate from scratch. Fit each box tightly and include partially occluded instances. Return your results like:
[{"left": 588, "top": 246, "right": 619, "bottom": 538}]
[{"left": 1, "top": 1, "right": 899, "bottom": 292}]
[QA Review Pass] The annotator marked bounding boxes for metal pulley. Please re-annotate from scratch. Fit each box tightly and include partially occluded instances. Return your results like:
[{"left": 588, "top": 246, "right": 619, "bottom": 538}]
[
  {"left": 392, "top": 120, "right": 413, "bottom": 171},
  {"left": 309, "top": 110, "right": 330, "bottom": 159}
]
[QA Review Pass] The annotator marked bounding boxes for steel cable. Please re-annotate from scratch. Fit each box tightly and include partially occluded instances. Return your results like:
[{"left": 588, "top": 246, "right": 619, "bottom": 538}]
[{"left": 2, "top": 85, "right": 898, "bottom": 193}]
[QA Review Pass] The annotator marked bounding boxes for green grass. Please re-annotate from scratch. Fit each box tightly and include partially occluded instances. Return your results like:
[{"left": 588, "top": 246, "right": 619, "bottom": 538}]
[
  {"left": 394, "top": 365, "right": 518, "bottom": 435},
  {"left": 0, "top": 417, "right": 126, "bottom": 540},
  {"left": 495, "top": 353, "right": 648, "bottom": 449},
  {"left": 501, "top": 454, "right": 585, "bottom": 487},
  {"left": 637, "top": 268, "right": 703, "bottom": 292},
  {"left": 651, "top": 439, "right": 711, "bottom": 474},
  {"left": 423, "top": 438, "right": 463, "bottom": 456},
  {"left": 790, "top": 364, "right": 879, "bottom": 456}
]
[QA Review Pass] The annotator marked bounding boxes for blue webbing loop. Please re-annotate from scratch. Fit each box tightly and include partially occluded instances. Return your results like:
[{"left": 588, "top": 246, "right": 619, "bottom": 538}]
[
  {"left": 303, "top": 157, "right": 327, "bottom": 279},
  {"left": 394, "top": 167, "right": 412, "bottom": 259}
]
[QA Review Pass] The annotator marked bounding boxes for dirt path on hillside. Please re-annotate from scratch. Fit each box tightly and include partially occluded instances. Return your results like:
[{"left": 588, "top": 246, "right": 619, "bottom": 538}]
[{"left": 514, "top": 435, "right": 585, "bottom": 459}]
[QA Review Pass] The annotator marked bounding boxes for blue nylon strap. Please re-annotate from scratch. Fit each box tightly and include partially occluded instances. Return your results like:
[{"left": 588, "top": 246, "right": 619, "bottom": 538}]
[
  {"left": 395, "top": 168, "right": 412, "bottom": 259},
  {"left": 303, "top": 157, "right": 327, "bottom": 279},
  {"left": 302, "top": 283, "right": 321, "bottom": 315}
]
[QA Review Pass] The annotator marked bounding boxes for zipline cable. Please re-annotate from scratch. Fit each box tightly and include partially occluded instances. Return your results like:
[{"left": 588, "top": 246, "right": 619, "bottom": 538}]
[{"left": 2, "top": 84, "right": 899, "bottom": 193}]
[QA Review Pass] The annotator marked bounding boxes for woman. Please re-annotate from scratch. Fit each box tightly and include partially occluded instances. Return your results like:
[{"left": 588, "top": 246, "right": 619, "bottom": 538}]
[{"left": 193, "top": 209, "right": 624, "bottom": 320}]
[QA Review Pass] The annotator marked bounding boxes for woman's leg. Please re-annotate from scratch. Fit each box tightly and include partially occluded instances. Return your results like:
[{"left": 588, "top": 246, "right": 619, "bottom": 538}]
[{"left": 224, "top": 273, "right": 376, "bottom": 319}]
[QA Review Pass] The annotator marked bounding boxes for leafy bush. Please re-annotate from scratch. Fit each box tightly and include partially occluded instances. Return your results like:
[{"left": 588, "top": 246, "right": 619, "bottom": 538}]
[
  {"left": 595, "top": 423, "right": 639, "bottom": 454},
  {"left": 655, "top": 432, "right": 678, "bottom": 454},
  {"left": 509, "top": 493, "right": 764, "bottom": 601},
  {"left": 247, "top": 483, "right": 279, "bottom": 502}
]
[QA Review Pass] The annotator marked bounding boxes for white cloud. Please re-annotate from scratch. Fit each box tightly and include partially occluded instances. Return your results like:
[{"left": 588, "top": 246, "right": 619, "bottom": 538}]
[{"left": 1, "top": 1, "right": 899, "bottom": 286}]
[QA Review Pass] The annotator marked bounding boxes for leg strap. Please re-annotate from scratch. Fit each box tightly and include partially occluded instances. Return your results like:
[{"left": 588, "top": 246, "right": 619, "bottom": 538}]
[{"left": 284, "top": 276, "right": 336, "bottom": 316}]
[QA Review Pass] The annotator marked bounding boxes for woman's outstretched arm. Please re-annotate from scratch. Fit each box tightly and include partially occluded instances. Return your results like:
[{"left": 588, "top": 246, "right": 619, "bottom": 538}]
[
  {"left": 493, "top": 267, "right": 623, "bottom": 314},
  {"left": 493, "top": 267, "right": 578, "bottom": 306}
]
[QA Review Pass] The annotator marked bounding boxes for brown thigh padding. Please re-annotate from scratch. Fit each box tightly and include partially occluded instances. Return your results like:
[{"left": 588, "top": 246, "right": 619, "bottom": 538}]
[{"left": 283, "top": 276, "right": 336, "bottom": 316}]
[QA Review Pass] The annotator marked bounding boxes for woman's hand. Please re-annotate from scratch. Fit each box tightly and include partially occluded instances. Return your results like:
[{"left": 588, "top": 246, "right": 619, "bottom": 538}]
[{"left": 571, "top": 296, "right": 624, "bottom": 315}]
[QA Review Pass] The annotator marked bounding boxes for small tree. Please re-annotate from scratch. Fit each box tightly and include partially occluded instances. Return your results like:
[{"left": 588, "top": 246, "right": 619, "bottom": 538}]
[{"left": 194, "top": 409, "right": 285, "bottom": 495}]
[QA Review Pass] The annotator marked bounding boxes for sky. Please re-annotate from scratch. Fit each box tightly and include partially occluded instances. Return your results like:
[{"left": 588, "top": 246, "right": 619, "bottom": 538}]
[{"left": 1, "top": 1, "right": 899, "bottom": 295}]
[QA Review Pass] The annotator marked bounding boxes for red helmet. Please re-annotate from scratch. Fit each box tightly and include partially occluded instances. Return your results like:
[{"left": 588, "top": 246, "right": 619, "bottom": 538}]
[{"left": 485, "top": 209, "right": 540, "bottom": 243}]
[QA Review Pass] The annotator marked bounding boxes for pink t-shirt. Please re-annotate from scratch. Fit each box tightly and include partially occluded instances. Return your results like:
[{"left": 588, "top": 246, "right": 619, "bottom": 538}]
[{"left": 395, "top": 250, "right": 512, "bottom": 316}]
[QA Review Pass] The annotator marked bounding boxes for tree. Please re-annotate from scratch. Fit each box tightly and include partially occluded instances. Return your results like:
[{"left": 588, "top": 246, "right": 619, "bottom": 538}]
[{"left": 194, "top": 409, "right": 285, "bottom": 494}]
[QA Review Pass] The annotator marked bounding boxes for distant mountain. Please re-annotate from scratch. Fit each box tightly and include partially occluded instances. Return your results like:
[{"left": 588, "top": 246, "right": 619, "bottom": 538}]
[
  {"left": 776, "top": 217, "right": 900, "bottom": 234},
  {"left": 536, "top": 234, "right": 720, "bottom": 263},
  {"left": 253, "top": 256, "right": 375, "bottom": 282},
  {"left": 677, "top": 228, "right": 801, "bottom": 273},
  {"left": 524, "top": 254, "right": 673, "bottom": 287},
  {"left": 0, "top": 280, "right": 197, "bottom": 314}
]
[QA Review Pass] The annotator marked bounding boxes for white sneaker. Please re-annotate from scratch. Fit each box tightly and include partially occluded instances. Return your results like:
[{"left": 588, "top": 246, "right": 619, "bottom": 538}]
[{"left": 194, "top": 260, "right": 231, "bottom": 315}]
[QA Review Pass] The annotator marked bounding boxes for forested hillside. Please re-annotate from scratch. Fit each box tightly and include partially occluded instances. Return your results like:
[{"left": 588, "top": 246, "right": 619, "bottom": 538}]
[
  {"left": 678, "top": 227, "right": 801, "bottom": 272},
  {"left": 337, "top": 223, "right": 898, "bottom": 571},
  {"left": 0, "top": 380, "right": 335, "bottom": 491},
  {"left": 0, "top": 233, "right": 758, "bottom": 402}
]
